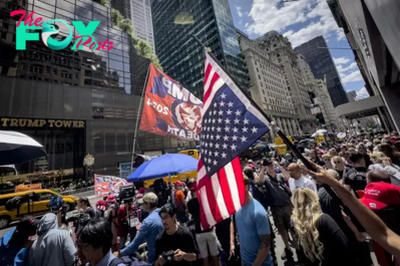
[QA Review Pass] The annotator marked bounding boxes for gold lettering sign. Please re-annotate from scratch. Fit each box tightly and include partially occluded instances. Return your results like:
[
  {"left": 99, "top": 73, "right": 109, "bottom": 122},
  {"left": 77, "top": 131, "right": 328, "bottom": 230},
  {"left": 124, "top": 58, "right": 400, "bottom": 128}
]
[{"left": 0, "top": 118, "right": 85, "bottom": 129}]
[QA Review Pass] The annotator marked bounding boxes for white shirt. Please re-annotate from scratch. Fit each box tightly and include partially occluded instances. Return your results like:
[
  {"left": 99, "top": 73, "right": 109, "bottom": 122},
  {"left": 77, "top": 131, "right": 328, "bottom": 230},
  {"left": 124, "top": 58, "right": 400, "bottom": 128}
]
[{"left": 288, "top": 175, "right": 317, "bottom": 193}]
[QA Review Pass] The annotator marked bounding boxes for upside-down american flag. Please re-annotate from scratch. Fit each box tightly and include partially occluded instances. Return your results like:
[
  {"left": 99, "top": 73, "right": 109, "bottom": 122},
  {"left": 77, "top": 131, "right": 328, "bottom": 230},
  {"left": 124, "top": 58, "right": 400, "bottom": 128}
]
[{"left": 197, "top": 53, "right": 271, "bottom": 229}]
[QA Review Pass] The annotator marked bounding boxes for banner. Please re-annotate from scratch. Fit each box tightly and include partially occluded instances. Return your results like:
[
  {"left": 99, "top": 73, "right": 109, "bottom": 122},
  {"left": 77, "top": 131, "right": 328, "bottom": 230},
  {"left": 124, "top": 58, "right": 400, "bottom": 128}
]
[
  {"left": 139, "top": 63, "right": 203, "bottom": 141},
  {"left": 95, "top": 175, "right": 128, "bottom": 197},
  {"left": 15, "top": 183, "right": 41, "bottom": 192},
  {"left": 119, "top": 162, "right": 132, "bottom": 179}
]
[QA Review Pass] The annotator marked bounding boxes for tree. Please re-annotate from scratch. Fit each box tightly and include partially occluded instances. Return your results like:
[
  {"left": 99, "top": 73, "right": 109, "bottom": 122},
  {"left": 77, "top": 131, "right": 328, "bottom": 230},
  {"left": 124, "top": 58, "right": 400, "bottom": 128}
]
[
  {"left": 119, "top": 19, "right": 133, "bottom": 35},
  {"left": 111, "top": 9, "right": 124, "bottom": 26}
]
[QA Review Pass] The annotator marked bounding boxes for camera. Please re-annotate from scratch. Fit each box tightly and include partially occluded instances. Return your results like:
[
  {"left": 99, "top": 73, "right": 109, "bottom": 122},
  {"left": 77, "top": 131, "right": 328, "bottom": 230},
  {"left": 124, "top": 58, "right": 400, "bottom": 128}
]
[
  {"left": 118, "top": 184, "right": 135, "bottom": 202},
  {"left": 162, "top": 250, "right": 175, "bottom": 262}
]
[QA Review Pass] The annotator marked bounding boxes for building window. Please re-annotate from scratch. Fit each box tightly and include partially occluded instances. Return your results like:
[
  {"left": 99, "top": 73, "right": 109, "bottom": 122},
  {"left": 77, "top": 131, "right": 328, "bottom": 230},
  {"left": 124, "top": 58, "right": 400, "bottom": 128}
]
[
  {"left": 45, "top": 66, "right": 51, "bottom": 74},
  {"left": 53, "top": 69, "right": 58, "bottom": 75},
  {"left": 30, "top": 65, "right": 43, "bottom": 74}
]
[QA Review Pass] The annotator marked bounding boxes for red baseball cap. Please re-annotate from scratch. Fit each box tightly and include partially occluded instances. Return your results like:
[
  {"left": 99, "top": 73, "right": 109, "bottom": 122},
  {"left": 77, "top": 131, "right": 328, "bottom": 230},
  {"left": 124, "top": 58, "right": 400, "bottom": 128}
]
[{"left": 360, "top": 182, "right": 400, "bottom": 210}]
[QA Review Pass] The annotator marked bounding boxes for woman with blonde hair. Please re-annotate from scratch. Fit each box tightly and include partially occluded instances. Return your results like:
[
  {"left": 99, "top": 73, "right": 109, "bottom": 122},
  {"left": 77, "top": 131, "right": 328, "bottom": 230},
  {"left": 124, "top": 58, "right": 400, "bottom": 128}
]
[
  {"left": 330, "top": 156, "right": 350, "bottom": 181},
  {"left": 291, "top": 188, "right": 359, "bottom": 266}
]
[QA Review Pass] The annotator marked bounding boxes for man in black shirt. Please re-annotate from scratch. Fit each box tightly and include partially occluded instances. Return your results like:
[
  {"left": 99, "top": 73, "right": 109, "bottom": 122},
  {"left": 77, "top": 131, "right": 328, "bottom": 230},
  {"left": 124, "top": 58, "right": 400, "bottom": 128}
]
[
  {"left": 343, "top": 152, "right": 367, "bottom": 198},
  {"left": 260, "top": 159, "right": 294, "bottom": 261},
  {"left": 186, "top": 179, "right": 219, "bottom": 266},
  {"left": 155, "top": 203, "right": 198, "bottom": 266}
]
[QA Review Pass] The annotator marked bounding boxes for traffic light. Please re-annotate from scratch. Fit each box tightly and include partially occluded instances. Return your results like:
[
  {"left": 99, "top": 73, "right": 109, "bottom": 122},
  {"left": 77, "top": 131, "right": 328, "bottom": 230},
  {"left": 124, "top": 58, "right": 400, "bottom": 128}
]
[{"left": 315, "top": 113, "right": 325, "bottom": 124}]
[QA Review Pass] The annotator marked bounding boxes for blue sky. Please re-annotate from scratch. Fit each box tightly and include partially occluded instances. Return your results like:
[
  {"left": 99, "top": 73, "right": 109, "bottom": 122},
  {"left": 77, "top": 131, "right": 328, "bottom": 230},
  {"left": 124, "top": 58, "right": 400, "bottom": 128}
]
[{"left": 229, "top": 0, "right": 369, "bottom": 100}]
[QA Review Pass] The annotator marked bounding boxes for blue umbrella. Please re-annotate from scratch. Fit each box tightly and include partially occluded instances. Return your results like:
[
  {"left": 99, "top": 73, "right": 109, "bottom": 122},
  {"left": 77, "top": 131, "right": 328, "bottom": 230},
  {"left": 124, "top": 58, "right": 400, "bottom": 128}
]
[{"left": 127, "top": 153, "right": 198, "bottom": 182}]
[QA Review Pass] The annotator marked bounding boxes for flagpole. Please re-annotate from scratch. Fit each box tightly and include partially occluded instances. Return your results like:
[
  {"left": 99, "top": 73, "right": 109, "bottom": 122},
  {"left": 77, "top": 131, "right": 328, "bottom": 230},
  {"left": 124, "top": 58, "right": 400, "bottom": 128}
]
[
  {"left": 131, "top": 62, "right": 151, "bottom": 172},
  {"left": 192, "top": 35, "right": 365, "bottom": 231}
]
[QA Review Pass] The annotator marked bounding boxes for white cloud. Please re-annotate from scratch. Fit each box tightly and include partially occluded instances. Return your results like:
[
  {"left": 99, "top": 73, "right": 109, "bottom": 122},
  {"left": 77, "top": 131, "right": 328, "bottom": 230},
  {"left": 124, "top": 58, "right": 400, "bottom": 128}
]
[
  {"left": 245, "top": 0, "right": 344, "bottom": 47},
  {"left": 333, "top": 56, "right": 362, "bottom": 84},
  {"left": 236, "top": 6, "right": 243, "bottom": 17},
  {"left": 342, "top": 70, "right": 363, "bottom": 84},
  {"left": 356, "top": 87, "right": 369, "bottom": 100},
  {"left": 333, "top": 57, "right": 350, "bottom": 65}
]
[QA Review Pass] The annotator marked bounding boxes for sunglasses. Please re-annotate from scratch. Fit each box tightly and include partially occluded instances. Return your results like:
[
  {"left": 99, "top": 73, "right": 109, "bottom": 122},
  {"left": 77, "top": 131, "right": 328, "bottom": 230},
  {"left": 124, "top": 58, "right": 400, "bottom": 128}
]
[{"left": 334, "top": 161, "right": 342, "bottom": 164}]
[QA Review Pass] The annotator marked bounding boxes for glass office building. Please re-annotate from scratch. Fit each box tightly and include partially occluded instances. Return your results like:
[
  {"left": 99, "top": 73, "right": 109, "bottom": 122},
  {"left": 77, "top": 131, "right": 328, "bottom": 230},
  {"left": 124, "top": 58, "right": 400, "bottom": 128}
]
[
  {"left": 0, "top": 0, "right": 182, "bottom": 182},
  {"left": 152, "top": 0, "right": 249, "bottom": 98},
  {"left": 294, "top": 36, "right": 349, "bottom": 107}
]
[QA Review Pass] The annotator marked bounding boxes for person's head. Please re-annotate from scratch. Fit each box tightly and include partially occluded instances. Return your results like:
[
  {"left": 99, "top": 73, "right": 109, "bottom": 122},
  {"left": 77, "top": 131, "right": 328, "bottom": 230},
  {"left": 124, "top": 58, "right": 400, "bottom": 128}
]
[
  {"left": 174, "top": 180, "right": 183, "bottom": 191},
  {"left": 106, "top": 195, "right": 116, "bottom": 205},
  {"left": 367, "top": 170, "right": 392, "bottom": 184},
  {"left": 291, "top": 188, "right": 324, "bottom": 264},
  {"left": 360, "top": 182, "right": 400, "bottom": 210},
  {"left": 187, "top": 179, "right": 197, "bottom": 194},
  {"left": 78, "top": 197, "right": 92, "bottom": 210},
  {"left": 331, "top": 156, "right": 345, "bottom": 170},
  {"left": 243, "top": 166, "right": 255, "bottom": 181},
  {"left": 357, "top": 143, "right": 367, "bottom": 154},
  {"left": 379, "top": 143, "right": 396, "bottom": 158},
  {"left": 14, "top": 216, "right": 39, "bottom": 244},
  {"left": 288, "top": 163, "right": 302, "bottom": 180},
  {"left": 349, "top": 152, "right": 365, "bottom": 167},
  {"left": 138, "top": 192, "right": 158, "bottom": 212},
  {"left": 321, "top": 154, "right": 332, "bottom": 167},
  {"left": 373, "top": 138, "right": 381, "bottom": 146},
  {"left": 264, "top": 159, "right": 276, "bottom": 175},
  {"left": 159, "top": 203, "right": 176, "bottom": 231},
  {"left": 329, "top": 148, "right": 337, "bottom": 157},
  {"left": 340, "top": 144, "right": 347, "bottom": 152},
  {"left": 77, "top": 218, "right": 112, "bottom": 265},
  {"left": 370, "top": 152, "right": 385, "bottom": 164}
]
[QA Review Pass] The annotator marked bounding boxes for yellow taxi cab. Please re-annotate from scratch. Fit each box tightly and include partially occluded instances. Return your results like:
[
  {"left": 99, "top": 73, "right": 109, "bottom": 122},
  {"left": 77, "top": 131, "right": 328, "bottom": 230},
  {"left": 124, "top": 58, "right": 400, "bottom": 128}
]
[{"left": 0, "top": 189, "right": 78, "bottom": 229}]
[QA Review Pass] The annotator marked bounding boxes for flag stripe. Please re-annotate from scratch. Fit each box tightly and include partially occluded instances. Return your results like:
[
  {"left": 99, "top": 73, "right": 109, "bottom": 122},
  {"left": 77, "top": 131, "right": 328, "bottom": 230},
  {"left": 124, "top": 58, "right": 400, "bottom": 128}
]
[
  {"left": 232, "top": 157, "right": 246, "bottom": 206},
  {"left": 215, "top": 165, "right": 236, "bottom": 215},
  {"left": 204, "top": 63, "right": 213, "bottom": 89},
  {"left": 205, "top": 174, "right": 222, "bottom": 223},
  {"left": 211, "top": 172, "right": 230, "bottom": 219},
  {"left": 223, "top": 159, "right": 242, "bottom": 212},
  {"left": 203, "top": 78, "right": 224, "bottom": 113},
  {"left": 203, "top": 71, "right": 220, "bottom": 105},
  {"left": 197, "top": 186, "right": 211, "bottom": 229}
]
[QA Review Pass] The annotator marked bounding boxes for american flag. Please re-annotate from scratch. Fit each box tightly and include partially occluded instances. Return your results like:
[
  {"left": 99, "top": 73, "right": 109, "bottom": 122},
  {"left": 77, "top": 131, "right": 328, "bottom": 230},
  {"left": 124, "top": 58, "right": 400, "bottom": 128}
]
[{"left": 197, "top": 53, "right": 271, "bottom": 229}]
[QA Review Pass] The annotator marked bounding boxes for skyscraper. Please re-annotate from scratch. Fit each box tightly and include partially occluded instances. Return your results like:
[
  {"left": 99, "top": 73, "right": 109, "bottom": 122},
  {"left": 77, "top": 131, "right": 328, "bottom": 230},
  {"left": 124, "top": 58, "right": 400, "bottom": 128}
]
[
  {"left": 152, "top": 0, "right": 248, "bottom": 98},
  {"left": 130, "top": 0, "right": 155, "bottom": 52},
  {"left": 111, "top": 0, "right": 131, "bottom": 19},
  {"left": 237, "top": 31, "right": 301, "bottom": 140},
  {"left": 347, "top": 91, "right": 357, "bottom": 102},
  {"left": 255, "top": 31, "right": 316, "bottom": 135},
  {"left": 294, "top": 36, "right": 349, "bottom": 107}
]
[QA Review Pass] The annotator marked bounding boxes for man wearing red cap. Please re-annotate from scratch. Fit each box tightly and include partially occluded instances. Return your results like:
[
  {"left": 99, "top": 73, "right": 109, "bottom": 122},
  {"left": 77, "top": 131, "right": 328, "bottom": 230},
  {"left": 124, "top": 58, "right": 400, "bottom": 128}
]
[
  {"left": 361, "top": 182, "right": 400, "bottom": 266},
  {"left": 174, "top": 180, "right": 188, "bottom": 223}
]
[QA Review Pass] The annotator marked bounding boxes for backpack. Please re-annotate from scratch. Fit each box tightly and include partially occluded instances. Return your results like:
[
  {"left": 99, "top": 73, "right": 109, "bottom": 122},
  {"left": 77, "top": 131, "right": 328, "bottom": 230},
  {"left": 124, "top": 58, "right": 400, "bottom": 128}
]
[{"left": 109, "top": 256, "right": 152, "bottom": 266}]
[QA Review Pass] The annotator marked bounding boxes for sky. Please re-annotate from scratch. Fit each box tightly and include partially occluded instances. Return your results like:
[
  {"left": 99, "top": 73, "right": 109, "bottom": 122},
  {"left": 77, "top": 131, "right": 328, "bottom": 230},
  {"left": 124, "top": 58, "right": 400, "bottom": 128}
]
[{"left": 229, "top": 0, "right": 369, "bottom": 100}]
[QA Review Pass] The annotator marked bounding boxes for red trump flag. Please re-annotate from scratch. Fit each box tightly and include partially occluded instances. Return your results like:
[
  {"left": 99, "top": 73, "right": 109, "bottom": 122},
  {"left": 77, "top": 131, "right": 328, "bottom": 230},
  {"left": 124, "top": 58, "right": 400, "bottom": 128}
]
[{"left": 139, "top": 63, "right": 203, "bottom": 141}]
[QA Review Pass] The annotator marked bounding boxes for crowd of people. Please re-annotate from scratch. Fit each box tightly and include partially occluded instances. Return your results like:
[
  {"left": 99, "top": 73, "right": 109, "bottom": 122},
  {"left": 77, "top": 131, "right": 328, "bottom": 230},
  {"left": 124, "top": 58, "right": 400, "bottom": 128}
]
[{"left": 2, "top": 132, "right": 400, "bottom": 266}]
